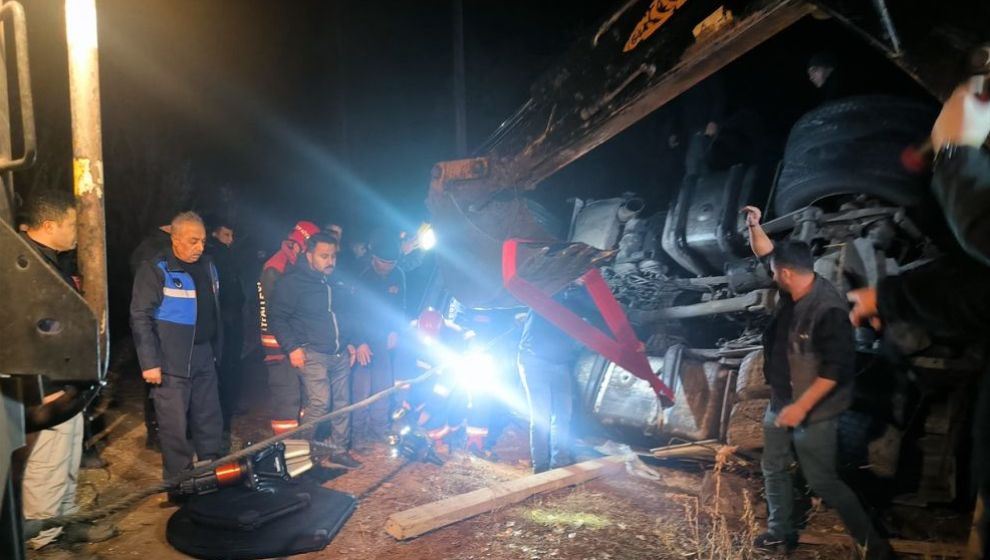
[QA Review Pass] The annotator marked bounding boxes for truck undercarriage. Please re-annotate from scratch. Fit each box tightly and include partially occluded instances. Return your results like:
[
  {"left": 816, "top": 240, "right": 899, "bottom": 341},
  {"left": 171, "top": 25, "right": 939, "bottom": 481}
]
[{"left": 428, "top": 0, "right": 989, "bottom": 506}]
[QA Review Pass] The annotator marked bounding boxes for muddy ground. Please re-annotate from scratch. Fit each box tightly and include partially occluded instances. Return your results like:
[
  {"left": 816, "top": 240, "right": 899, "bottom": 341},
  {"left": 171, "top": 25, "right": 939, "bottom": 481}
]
[{"left": 27, "top": 356, "right": 969, "bottom": 560}]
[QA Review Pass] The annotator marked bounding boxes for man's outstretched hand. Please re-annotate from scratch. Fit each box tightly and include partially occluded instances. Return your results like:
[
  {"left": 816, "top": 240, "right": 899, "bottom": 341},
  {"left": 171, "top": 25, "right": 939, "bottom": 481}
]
[
  {"left": 741, "top": 205, "right": 762, "bottom": 228},
  {"left": 932, "top": 83, "right": 990, "bottom": 150},
  {"left": 847, "top": 287, "right": 882, "bottom": 330}
]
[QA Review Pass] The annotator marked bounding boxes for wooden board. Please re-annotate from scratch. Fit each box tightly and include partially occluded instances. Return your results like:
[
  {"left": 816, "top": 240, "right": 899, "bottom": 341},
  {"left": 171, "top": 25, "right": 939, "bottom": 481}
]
[
  {"left": 799, "top": 532, "right": 968, "bottom": 557},
  {"left": 385, "top": 455, "right": 627, "bottom": 540}
]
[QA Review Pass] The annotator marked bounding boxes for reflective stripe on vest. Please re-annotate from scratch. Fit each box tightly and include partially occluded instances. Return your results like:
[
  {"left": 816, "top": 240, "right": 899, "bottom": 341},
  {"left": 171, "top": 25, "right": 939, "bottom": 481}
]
[{"left": 154, "top": 261, "right": 196, "bottom": 325}]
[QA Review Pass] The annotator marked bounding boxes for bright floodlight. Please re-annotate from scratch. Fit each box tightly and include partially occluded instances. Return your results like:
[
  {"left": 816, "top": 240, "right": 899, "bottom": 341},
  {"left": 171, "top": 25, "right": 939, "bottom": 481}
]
[
  {"left": 420, "top": 227, "right": 437, "bottom": 251},
  {"left": 452, "top": 350, "right": 498, "bottom": 392}
]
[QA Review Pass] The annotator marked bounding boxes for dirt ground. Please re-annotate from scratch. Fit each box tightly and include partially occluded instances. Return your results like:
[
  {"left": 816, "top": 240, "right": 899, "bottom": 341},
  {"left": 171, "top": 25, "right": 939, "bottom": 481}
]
[{"left": 25, "top": 356, "right": 968, "bottom": 560}]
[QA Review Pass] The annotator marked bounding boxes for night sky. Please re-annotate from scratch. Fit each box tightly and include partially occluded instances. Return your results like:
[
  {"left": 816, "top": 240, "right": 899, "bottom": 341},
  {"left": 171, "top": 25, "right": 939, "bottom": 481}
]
[
  {"left": 20, "top": 1, "right": 610, "bottom": 234},
  {"left": 14, "top": 0, "right": 933, "bottom": 325}
]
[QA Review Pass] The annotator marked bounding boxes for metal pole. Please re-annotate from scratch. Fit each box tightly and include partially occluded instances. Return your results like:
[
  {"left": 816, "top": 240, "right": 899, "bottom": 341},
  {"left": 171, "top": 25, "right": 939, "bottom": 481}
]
[
  {"left": 65, "top": 0, "right": 108, "bottom": 365},
  {"left": 452, "top": 0, "right": 467, "bottom": 156},
  {"left": 0, "top": 4, "right": 12, "bottom": 225}
]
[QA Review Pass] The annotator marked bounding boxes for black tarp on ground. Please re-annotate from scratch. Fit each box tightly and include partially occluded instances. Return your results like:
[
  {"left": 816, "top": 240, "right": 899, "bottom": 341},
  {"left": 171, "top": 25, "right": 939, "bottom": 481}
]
[{"left": 166, "top": 479, "right": 357, "bottom": 560}]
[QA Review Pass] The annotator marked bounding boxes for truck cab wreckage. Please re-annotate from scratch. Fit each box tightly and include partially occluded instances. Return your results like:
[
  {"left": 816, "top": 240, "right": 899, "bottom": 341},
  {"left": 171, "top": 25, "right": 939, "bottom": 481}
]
[{"left": 427, "top": 0, "right": 989, "bottom": 507}]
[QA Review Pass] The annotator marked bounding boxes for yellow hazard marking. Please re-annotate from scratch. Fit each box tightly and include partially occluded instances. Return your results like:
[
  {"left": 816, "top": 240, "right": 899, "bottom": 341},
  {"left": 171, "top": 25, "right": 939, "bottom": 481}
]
[
  {"left": 73, "top": 157, "right": 104, "bottom": 197},
  {"left": 624, "top": 0, "right": 688, "bottom": 53}
]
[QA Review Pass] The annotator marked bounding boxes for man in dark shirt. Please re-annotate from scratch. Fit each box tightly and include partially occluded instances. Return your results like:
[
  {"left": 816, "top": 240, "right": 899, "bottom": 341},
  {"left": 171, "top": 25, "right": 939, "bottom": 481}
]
[
  {"left": 130, "top": 212, "right": 224, "bottom": 496},
  {"left": 18, "top": 190, "right": 116, "bottom": 547},
  {"left": 268, "top": 232, "right": 360, "bottom": 468},
  {"left": 847, "top": 82, "right": 990, "bottom": 558},
  {"left": 763, "top": 291, "right": 854, "bottom": 412},
  {"left": 743, "top": 206, "right": 891, "bottom": 558},
  {"left": 205, "top": 218, "right": 245, "bottom": 444},
  {"left": 349, "top": 230, "right": 406, "bottom": 444},
  {"left": 517, "top": 287, "right": 588, "bottom": 474},
  {"left": 807, "top": 51, "right": 851, "bottom": 103}
]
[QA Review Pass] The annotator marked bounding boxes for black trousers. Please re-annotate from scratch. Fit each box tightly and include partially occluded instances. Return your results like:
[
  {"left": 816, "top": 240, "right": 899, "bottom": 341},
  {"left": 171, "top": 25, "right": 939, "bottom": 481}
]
[
  {"left": 268, "top": 359, "right": 303, "bottom": 429},
  {"left": 153, "top": 343, "right": 223, "bottom": 481},
  {"left": 217, "top": 320, "right": 243, "bottom": 432}
]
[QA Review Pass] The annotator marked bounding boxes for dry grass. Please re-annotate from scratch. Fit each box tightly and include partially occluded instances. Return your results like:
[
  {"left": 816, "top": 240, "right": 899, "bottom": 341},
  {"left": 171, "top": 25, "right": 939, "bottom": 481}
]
[{"left": 660, "top": 445, "right": 765, "bottom": 560}]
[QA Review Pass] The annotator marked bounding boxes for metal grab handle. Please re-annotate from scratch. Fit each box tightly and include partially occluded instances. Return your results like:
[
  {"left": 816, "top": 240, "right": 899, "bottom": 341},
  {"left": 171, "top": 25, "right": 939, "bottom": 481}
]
[{"left": 0, "top": 1, "right": 35, "bottom": 172}]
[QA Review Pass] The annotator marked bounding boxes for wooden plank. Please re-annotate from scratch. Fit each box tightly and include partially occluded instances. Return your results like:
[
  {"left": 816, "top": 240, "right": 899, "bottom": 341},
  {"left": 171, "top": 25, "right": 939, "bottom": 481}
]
[
  {"left": 385, "top": 455, "right": 627, "bottom": 540},
  {"left": 799, "top": 532, "right": 968, "bottom": 557}
]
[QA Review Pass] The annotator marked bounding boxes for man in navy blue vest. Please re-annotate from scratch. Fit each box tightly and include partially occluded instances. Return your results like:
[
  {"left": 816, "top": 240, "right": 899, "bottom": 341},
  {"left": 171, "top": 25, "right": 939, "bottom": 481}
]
[
  {"left": 743, "top": 206, "right": 891, "bottom": 558},
  {"left": 131, "top": 211, "right": 223, "bottom": 498}
]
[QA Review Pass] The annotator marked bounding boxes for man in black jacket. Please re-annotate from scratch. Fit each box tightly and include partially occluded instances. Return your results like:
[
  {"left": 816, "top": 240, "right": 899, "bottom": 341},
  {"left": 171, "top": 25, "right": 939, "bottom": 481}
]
[
  {"left": 349, "top": 230, "right": 405, "bottom": 445},
  {"left": 205, "top": 217, "right": 245, "bottom": 446},
  {"left": 744, "top": 207, "right": 891, "bottom": 558},
  {"left": 848, "top": 82, "right": 990, "bottom": 558},
  {"left": 517, "top": 300, "right": 582, "bottom": 474},
  {"left": 269, "top": 232, "right": 361, "bottom": 468},
  {"left": 19, "top": 190, "right": 116, "bottom": 547},
  {"left": 130, "top": 212, "right": 224, "bottom": 493}
]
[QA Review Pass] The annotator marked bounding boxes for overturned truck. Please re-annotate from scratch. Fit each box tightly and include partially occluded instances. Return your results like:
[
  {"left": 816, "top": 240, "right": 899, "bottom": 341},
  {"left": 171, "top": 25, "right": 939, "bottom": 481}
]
[{"left": 427, "top": 0, "right": 988, "bottom": 504}]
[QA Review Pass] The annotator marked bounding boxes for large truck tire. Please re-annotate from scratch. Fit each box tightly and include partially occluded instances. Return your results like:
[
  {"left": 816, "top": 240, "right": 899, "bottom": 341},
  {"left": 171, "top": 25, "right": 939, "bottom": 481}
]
[
  {"left": 735, "top": 350, "right": 772, "bottom": 401},
  {"left": 774, "top": 96, "right": 937, "bottom": 215},
  {"left": 726, "top": 398, "right": 768, "bottom": 451}
]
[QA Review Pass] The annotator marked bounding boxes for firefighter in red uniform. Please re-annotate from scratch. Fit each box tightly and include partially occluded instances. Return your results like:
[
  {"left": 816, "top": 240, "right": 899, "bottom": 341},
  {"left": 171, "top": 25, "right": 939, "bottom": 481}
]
[
  {"left": 394, "top": 309, "right": 480, "bottom": 454},
  {"left": 258, "top": 220, "right": 320, "bottom": 435}
]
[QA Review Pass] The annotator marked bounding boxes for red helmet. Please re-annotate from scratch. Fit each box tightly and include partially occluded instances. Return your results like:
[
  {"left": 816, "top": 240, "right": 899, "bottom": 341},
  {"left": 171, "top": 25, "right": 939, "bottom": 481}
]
[
  {"left": 417, "top": 309, "right": 443, "bottom": 337},
  {"left": 287, "top": 221, "right": 319, "bottom": 247}
]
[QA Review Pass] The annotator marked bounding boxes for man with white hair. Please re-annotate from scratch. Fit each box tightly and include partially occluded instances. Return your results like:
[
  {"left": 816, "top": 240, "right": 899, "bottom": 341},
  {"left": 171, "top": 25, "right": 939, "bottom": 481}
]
[{"left": 130, "top": 211, "right": 224, "bottom": 501}]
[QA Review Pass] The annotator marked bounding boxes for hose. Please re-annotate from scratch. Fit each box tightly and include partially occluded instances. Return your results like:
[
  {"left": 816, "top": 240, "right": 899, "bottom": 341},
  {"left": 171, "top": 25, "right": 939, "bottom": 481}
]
[{"left": 38, "top": 367, "right": 437, "bottom": 531}]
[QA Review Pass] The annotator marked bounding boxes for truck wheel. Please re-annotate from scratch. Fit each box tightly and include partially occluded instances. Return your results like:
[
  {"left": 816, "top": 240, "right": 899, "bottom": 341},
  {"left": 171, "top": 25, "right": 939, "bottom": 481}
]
[
  {"left": 774, "top": 96, "right": 938, "bottom": 215},
  {"left": 726, "top": 398, "right": 768, "bottom": 451},
  {"left": 735, "top": 350, "right": 771, "bottom": 401}
]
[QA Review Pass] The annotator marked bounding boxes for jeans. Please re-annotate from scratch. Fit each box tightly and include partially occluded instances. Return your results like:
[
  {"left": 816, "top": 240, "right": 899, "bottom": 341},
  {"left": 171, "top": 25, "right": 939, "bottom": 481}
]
[
  {"left": 519, "top": 354, "right": 574, "bottom": 471},
  {"left": 153, "top": 343, "right": 223, "bottom": 481},
  {"left": 297, "top": 349, "right": 352, "bottom": 450},
  {"left": 762, "top": 406, "right": 885, "bottom": 549}
]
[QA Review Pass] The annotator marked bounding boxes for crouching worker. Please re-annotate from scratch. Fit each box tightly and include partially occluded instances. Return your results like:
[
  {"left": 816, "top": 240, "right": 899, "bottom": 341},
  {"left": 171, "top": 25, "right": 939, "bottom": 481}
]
[
  {"left": 268, "top": 232, "right": 361, "bottom": 469},
  {"left": 392, "top": 309, "right": 469, "bottom": 454},
  {"left": 742, "top": 206, "right": 892, "bottom": 558}
]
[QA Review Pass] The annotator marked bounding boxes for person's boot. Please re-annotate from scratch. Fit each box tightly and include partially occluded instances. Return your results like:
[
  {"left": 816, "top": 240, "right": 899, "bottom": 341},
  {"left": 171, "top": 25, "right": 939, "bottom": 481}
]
[
  {"left": 331, "top": 451, "right": 362, "bottom": 469},
  {"left": 753, "top": 531, "right": 798, "bottom": 553},
  {"left": 80, "top": 447, "right": 108, "bottom": 469},
  {"left": 145, "top": 421, "right": 160, "bottom": 451},
  {"left": 863, "top": 536, "right": 895, "bottom": 560}
]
